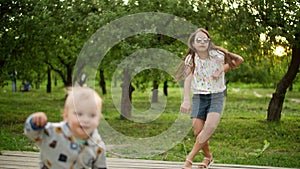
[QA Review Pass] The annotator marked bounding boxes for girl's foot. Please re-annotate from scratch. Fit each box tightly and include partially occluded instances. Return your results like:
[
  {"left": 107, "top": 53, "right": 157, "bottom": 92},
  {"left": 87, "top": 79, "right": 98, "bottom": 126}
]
[
  {"left": 182, "top": 159, "right": 193, "bottom": 169},
  {"left": 197, "top": 157, "right": 213, "bottom": 168}
]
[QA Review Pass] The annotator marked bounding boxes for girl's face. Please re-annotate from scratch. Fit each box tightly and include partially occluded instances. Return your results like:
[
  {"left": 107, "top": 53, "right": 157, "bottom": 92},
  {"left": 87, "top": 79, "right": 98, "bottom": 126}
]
[
  {"left": 64, "top": 97, "right": 101, "bottom": 140},
  {"left": 192, "top": 31, "right": 210, "bottom": 52}
]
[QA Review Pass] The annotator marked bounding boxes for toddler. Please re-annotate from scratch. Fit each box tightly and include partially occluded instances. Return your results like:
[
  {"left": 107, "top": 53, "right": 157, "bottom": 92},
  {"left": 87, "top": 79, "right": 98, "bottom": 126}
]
[{"left": 24, "top": 87, "right": 107, "bottom": 169}]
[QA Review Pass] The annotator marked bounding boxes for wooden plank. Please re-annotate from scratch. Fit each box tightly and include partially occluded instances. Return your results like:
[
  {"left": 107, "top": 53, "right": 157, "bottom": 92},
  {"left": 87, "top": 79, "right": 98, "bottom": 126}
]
[
  {"left": 0, "top": 151, "right": 297, "bottom": 169},
  {"left": 1, "top": 150, "right": 39, "bottom": 158}
]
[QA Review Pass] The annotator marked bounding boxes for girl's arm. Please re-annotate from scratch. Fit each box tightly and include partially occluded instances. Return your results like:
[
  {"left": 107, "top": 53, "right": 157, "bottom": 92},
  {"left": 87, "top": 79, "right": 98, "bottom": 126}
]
[
  {"left": 180, "top": 68, "right": 192, "bottom": 114},
  {"left": 229, "top": 52, "right": 244, "bottom": 69},
  {"left": 213, "top": 52, "right": 244, "bottom": 79}
]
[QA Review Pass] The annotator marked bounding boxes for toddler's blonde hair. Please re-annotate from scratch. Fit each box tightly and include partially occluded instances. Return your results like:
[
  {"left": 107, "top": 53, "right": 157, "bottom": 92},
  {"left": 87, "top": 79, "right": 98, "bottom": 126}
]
[{"left": 64, "top": 87, "right": 102, "bottom": 116}]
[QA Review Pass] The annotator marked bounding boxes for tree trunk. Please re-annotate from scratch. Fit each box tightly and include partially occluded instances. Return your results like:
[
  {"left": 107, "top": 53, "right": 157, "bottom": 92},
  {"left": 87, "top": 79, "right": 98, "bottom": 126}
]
[
  {"left": 121, "top": 69, "right": 135, "bottom": 119},
  {"left": 47, "top": 66, "right": 51, "bottom": 93},
  {"left": 267, "top": 44, "right": 300, "bottom": 121},
  {"left": 99, "top": 69, "right": 107, "bottom": 94},
  {"left": 11, "top": 71, "right": 17, "bottom": 92},
  {"left": 12, "top": 78, "right": 16, "bottom": 92},
  {"left": 114, "top": 78, "right": 117, "bottom": 88},
  {"left": 54, "top": 75, "right": 57, "bottom": 87},
  {"left": 289, "top": 84, "right": 293, "bottom": 91},
  {"left": 152, "top": 80, "right": 159, "bottom": 103},
  {"left": 163, "top": 80, "right": 168, "bottom": 96},
  {"left": 66, "top": 66, "right": 73, "bottom": 87},
  {"left": 36, "top": 73, "right": 41, "bottom": 89}
]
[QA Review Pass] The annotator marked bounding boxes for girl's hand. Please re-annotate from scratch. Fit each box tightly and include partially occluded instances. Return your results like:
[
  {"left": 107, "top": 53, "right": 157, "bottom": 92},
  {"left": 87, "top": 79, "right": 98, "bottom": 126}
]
[
  {"left": 180, "top": 101, "right": 191, "bottom": 114},
  {"left": 212, "top": 69, "right": 222, "bottom": 80},
  {"left": 32, "top": 112, "right": 47, "bottom": 127},
  {"left": 232, "top": 60, "right": 237, "bottom": 67}
]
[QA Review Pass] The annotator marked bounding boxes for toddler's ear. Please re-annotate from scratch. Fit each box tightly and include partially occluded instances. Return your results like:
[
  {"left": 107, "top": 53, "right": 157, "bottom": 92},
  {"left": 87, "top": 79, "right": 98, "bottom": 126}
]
[
  {"left": 66, "top": 87, "right": 73, "bottom": 96},
  {"left": 63, "top": 109, "right": 68, "bottom": 121}
]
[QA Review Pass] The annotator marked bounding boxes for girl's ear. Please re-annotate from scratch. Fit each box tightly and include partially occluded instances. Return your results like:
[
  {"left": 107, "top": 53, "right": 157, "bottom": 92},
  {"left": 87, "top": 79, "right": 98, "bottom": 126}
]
[{"left": 63, "top": 109, "right": 68, "bottom": 121}]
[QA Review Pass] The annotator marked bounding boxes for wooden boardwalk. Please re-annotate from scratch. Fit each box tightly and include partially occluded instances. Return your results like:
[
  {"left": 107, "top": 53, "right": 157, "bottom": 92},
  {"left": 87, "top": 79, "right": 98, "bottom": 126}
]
[{"left": 0, "top": 151, "right": 297, "bottom": 169}]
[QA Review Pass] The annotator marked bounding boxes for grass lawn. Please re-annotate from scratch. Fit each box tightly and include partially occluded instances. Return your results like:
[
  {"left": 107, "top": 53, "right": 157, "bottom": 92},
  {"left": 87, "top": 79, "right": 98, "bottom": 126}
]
[{"left": 0, "top": 82, "right": 299, "bottom": 168}]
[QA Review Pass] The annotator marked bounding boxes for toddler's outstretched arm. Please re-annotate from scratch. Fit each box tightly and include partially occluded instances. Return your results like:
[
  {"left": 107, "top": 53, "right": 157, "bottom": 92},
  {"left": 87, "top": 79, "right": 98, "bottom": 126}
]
[
  {"left": 31, "top": 112, "right": 48, "bottom": 127},
  {"left": 24, "top": 112, "right": 48, "bottom": 142}
]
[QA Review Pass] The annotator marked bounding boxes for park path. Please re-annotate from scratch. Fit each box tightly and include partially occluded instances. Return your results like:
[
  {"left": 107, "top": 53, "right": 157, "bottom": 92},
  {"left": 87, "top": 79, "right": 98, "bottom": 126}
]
[
  {"left": 0, "top": 151, "right": 297, "bottom": 169},
  {"left": 253, "top": 91, "right": 300, "bottom": 103},
  {"left": 231, "top": 88, "right": 300, "bottom": 103}
]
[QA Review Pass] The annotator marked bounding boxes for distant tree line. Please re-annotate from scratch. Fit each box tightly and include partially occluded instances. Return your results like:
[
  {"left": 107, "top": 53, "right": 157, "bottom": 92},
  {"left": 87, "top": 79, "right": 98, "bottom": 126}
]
[{"left": 1, "top": 0, "right": 299, "bottom": 121}]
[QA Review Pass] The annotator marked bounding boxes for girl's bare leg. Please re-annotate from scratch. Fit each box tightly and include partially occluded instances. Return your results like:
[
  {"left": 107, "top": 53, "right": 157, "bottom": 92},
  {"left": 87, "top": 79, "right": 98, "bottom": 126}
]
[
  {"left": 202, "top": 141, "right": 212, "bottom": 158},
  {"left": 183, "top": 114, "right": 220, "bottom": 167},
  {"left": 197, "top": 113, "right": 221, "bottom": 144},
  {"left": 192, "top": 118, "right": 212, "bottom": 158}
]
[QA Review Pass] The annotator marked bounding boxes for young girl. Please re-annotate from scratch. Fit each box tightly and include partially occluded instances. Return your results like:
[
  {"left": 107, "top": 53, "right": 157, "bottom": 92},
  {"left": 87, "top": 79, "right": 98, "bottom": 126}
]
[
  {"left": 24, "top": 87, "right": 107, "bottom": 169},
  {"left": 176, "top": 28, "right": 244, "bottom": 169}
]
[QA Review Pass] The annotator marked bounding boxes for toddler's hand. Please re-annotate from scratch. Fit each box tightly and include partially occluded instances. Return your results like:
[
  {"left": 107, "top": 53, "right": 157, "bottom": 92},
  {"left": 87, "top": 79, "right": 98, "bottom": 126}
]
[
  {"left": 32, "top": 112, "right": 47, "bottom": 127},
  {"left": 180, "top": 102, "right": 191, "bottom": 114}
]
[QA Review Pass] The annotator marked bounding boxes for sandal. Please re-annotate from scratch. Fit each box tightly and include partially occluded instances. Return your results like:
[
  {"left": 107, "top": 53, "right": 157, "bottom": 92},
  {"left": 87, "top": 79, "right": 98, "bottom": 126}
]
[
  {"left": 182, "top": 159, "right": 193, "bottom": 169},
  {"left": 197, "top": 157, "right": 213, "bottom": 168}
]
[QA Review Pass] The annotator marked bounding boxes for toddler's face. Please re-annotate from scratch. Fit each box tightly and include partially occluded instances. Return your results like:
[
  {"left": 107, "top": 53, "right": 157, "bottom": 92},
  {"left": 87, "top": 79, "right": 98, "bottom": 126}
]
[{"left": 65, "top": 97, "right": 101, "bottom": 140}]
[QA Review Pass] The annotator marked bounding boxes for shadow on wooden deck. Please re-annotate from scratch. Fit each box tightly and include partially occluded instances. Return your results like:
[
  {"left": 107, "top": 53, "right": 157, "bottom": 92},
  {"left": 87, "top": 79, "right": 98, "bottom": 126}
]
[{"left": 0, "top": 151, "right": 297, "bottom": 169}]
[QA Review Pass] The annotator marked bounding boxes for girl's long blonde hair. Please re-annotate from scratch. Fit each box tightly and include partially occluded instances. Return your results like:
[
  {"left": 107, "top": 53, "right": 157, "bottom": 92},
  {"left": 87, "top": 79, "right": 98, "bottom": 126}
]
[{"left": 174, "top": 28, "right": 236, "bottom": 82}]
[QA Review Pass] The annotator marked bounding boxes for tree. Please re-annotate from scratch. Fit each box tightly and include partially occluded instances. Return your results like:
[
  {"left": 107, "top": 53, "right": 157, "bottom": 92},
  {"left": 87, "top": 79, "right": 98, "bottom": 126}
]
[
  {"left": 99, "top": 69, "right": 107, "bottom": 94},
  {"left": 8, "top": 0, "right": 298, "bottom": 123},
  {"left": 120, "top": 68, "right": 134, "bottom": 119},
  {"left": 268, "top": 38, "right": 300, "bottom": 121},
  {"left": 0, "top": 0, "right": 43, "bottom": 88},
  {"left": 220, "top": 0, "right": 300, "bottom": 121},
  {"left": 35, "top": 0, "right": 102, "bottom": 87}
]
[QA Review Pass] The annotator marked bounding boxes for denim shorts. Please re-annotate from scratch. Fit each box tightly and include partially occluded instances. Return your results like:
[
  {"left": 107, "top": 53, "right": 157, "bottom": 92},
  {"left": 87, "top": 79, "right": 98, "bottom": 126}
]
[{"left": 190, "top": 92, "right": 225, "bottom": 120}]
